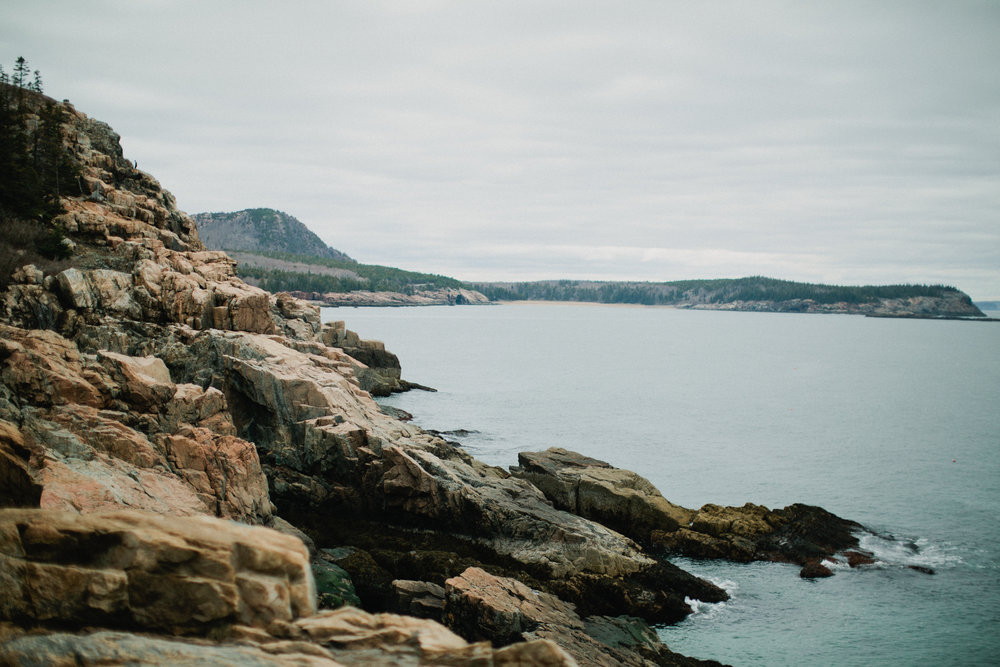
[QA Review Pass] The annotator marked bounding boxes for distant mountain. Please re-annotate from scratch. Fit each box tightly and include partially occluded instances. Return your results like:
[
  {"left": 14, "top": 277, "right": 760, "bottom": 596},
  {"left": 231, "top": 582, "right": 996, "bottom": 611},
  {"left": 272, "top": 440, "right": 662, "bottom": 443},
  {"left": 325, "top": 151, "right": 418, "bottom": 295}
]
[{"left": 190, "top": 208, "right": 354, "bottom": 262}]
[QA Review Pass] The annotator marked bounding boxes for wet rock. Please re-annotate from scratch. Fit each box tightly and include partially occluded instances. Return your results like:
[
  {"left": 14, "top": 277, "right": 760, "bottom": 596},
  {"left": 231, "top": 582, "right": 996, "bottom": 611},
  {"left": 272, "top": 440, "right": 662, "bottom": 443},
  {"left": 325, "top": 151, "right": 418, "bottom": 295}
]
[
  {"left": 312, "top": 559, "right": 361, "bottom": 610},
  {"left": 845, "top": 550, "right": 877, "bottom": 567},
  {"left": 583, "top": 615, "right": 728, "bottom": 666},
  {"left": 799, "top": 561, "right": 834, "bottom": 578}
]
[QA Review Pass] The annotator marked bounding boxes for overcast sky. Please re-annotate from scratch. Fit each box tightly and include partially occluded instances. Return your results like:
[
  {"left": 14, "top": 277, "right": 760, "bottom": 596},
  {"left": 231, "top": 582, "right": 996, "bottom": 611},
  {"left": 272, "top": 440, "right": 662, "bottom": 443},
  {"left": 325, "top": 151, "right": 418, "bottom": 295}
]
[{"left": 3, "top": 1, "right": 999, "bottom": 298}]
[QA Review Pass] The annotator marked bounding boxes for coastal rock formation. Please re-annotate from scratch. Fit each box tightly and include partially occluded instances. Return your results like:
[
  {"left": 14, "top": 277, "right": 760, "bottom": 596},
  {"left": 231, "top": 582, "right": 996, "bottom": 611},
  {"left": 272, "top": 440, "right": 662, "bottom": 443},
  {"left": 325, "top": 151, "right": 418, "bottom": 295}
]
[
  {"left": 512, "top": 448, "right": 863, "bottom": 569},
  {"left": 443, "top": 567, "right": 724, "bottom": 666},
  {"left": 320, "top": 319, "right": 410, "bottom": 396},
  {"left": 512, "top": 448, "right": 694, "bottom": 541},
  {"left": 0, "top": 508, "right": 315, "bottom": 631},
  {"left": 0, "top": 509, "right": 573, "bottom": 666},
  {"left": 0, "top": 89, "right": 727, "bottom": 664},
  {"left": 684, "top": 293, "right": 985, "bottom": 318},
  {"left": 313, "top": 287, "right": 491, "bottom": 307}
]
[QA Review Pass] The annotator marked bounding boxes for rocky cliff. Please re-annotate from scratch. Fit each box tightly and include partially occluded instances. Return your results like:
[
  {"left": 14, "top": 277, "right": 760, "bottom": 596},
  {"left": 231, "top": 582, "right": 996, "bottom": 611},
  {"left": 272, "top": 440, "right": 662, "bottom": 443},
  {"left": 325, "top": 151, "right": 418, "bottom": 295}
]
[
  {"left": 311, "top": 287, "right": 492, "bottom": 307},
  {"left": 0, "top": 90, "right": 733, "bottom": 664}
]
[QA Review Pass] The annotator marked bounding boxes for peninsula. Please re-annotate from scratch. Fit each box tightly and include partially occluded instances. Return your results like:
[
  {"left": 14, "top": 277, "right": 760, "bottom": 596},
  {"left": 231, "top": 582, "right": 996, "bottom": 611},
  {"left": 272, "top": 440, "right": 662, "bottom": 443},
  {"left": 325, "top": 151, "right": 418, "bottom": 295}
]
[{"left": 187, "top": 209, "right": 983, "bottom": 317}]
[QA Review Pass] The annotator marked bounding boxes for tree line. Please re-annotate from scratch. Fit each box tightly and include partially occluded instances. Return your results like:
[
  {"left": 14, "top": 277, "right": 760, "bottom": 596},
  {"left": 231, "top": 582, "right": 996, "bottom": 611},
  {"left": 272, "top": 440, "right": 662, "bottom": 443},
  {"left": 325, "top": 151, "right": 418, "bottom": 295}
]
[
  {"left": 0, "top": 57, "right": 79, "bottom": 220},
  {"left": 235, "top": 251, "right": 464, "bottom": 294},
  {"left": 0, "top": 57, "right": 80, "bottom": 288},
  {"left": 472, "top": 277, "right": 964, "bottom": 306}
]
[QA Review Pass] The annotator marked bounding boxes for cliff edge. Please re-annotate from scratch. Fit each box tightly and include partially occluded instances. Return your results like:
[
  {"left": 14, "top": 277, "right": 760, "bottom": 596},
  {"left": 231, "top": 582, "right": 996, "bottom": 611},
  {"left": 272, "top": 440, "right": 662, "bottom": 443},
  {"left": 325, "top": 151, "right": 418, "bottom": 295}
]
[{"left": 0, "top": 87, "right": 732, "bottom": 664}]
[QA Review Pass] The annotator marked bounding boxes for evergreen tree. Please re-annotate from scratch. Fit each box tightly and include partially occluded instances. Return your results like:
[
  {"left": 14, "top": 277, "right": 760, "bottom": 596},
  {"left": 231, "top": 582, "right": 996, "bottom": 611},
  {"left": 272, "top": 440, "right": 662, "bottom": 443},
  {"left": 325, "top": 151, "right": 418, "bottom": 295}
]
[{"left": 12, "top": 57, "right": 28, "bottom": 88}]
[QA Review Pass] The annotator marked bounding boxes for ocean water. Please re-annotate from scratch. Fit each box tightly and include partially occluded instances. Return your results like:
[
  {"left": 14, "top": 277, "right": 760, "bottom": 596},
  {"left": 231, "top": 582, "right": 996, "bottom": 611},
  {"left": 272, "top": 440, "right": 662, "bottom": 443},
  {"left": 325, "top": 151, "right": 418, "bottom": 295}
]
[{"left": 322, "top": 304, "right": 1000, "bottom": 666}]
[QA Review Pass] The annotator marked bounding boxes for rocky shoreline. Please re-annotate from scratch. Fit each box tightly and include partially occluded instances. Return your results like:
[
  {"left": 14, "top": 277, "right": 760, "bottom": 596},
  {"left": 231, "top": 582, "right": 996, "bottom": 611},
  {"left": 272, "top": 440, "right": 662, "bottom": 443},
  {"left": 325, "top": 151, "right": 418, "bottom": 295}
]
[
  {"left": 680, "top": 297, "right": 985, "bottom": 318},
  {"left": 0, "top": 91, "right": 883, "bottom": 665},
  {"left": 290, "top": 287, "right": 491, "bottom": 308}
]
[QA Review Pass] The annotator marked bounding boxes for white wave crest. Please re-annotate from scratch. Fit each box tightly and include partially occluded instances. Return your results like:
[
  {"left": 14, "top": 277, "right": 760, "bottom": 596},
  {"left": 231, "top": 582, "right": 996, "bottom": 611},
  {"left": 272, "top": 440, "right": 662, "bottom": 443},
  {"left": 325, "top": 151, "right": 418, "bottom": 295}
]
[
  {"left": 857, "top": 531, "right": 963, "bottom": 569},
  {"left": 685, "top": 596, "right": 727, "bottom": 618}
]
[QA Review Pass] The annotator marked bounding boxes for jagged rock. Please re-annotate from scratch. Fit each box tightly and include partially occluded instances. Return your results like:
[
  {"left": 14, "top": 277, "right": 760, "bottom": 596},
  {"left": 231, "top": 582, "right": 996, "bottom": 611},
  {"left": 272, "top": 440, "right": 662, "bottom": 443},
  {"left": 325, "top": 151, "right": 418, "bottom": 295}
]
[
  {"left": 444, "top": 566, "right": 584, "bottom": 646},
  {"left": 0, "top": 326, "right": 105, "bottom": 408},
  {"left": 663, "top": 502, "right": 863, "bottom": 566},
  {"left": 515, "top": 448, "right": 862, "bottom": 570},
  {"left": 0, "top": 325, "right": 274, "bottom": 523},
  {"left": 0, "top": 508, "right": 315, "bottom": 632},
  {"left": 393, "top": 579, "right": 446, "bottom": 619},
  {"left": 316, "top": 287, "right": 490, "bottom": 307},
  {"left": 0, "top": 589, "right": 574, "bottom": 666},
  {"left": 757, "top": 503, "right": 863, "bottom": 564},
  {"left": 0, "top": 420, "right": 42, "bottom": 508},
  {"left": 158, "top": 425, "right": 274, "bottom": 522},
  {"left": 443, "top": 567, "right": 718, "bottom": 666},
  {"left": 0, "top": 630, "right": 342, "bottom": 667},
  {"left": 292, "top": 606, "right": 575, "bottom": 665},
  {"left": 650, "top": 527, "right": 756, "bottom": 563},
  {"left": 511, "top": 447, "right": 694, "bottom": 542},
  {"left": 321, "top": 320, "right": 406, "bottom": 396},
  {"left": 150, "top": 328, "right": 723, "bottom": 622},
  {"left": 582, "top": 615, "right": 727, "bottom": 667}
]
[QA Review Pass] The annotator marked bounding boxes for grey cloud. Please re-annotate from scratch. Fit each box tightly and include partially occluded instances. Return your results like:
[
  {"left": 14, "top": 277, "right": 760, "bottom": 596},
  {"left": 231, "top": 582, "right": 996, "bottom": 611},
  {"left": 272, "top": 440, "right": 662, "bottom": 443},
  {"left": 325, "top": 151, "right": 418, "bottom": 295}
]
[{"left": 2, "top": 0, "right": 998, "bottom": 297}]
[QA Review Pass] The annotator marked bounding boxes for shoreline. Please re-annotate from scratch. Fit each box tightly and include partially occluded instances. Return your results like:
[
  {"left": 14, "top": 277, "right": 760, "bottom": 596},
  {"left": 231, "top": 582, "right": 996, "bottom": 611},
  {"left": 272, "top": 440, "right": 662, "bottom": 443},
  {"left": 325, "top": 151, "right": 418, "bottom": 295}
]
[{"left": 495, "top": 299, "right": 679, "bottom": 309}]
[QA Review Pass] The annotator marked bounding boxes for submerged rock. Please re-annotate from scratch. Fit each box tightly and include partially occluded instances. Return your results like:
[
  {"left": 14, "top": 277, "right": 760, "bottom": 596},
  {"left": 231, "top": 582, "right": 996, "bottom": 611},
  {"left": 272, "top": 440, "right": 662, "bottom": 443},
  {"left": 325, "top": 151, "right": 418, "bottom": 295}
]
[{"left": 799, "top": 561, "right": 835, "bottom": 578}]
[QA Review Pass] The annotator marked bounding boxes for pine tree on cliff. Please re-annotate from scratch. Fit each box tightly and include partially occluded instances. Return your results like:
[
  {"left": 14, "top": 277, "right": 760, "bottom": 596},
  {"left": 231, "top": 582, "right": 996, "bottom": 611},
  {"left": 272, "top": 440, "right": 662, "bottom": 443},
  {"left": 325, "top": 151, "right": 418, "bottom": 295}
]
[{"left": 12, "top": 57, "right": 29, "bottom": 88}]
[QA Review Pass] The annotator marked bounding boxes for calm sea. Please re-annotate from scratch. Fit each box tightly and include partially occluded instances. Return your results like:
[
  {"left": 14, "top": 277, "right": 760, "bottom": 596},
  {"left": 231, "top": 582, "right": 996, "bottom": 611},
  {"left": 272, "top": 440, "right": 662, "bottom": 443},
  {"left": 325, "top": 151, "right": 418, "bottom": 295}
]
[{"left": 322, "top": 304, "right": 1000, "bottom": 666}]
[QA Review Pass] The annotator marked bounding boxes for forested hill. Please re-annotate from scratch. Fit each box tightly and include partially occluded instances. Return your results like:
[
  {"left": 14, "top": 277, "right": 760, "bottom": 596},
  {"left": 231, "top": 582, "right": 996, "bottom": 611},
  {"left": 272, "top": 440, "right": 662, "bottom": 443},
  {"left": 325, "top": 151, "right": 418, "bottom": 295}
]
[
  {"left": 234, "top": 250, "right": 466, "bottom": 294},
  {"left": 472, "top": 277, "right": 986, "bottom": 317},
  {"left": 189, "top": 209, "right": 488, "bottom": 305},
  {"left": 191, "top": 208, "right": 355, "bottom": 262}
]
